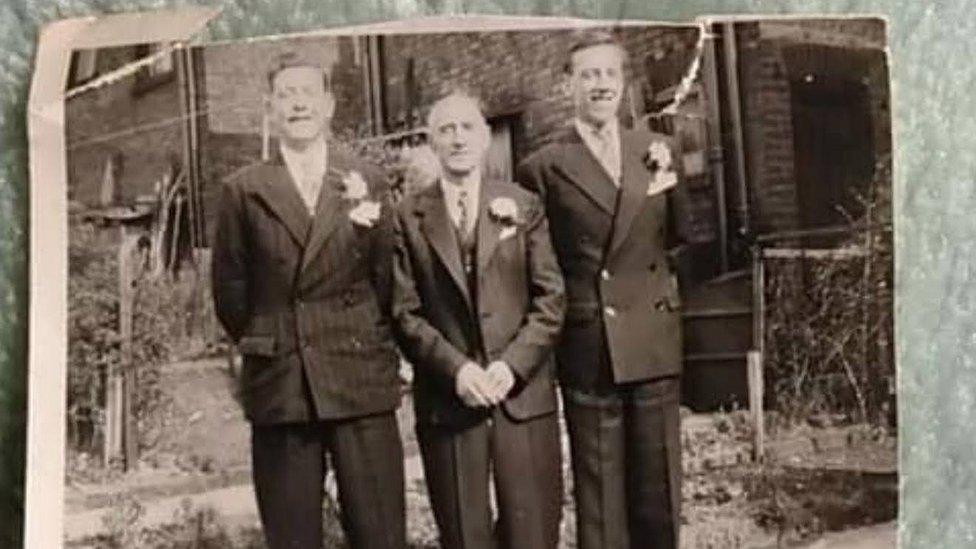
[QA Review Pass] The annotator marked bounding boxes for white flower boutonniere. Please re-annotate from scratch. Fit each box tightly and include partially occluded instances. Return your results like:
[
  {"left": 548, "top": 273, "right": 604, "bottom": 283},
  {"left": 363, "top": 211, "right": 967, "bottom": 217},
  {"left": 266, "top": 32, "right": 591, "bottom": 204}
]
[
  {"left": 488, "top": 197, "right": 520, "bottom": 241},
  {"left": 341, "top": 171, "right": 369, "bottom": 201},
  {"left": 643, "top": 140, "right": 678, "bottom": 196},
  {"left": 488, "top": 197, "right": 518, "bottom": 222},
  {"left": 342, "top": 171, "right": 380, "bottom": 228},
  {"left": 349, "top": 200, "right": 381, "bottom": 228}
]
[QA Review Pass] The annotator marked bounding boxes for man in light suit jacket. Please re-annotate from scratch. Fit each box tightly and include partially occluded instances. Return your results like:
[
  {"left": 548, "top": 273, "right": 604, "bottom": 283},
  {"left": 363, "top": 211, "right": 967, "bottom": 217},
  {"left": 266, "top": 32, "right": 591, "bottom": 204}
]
[
  {"left": 212, "top": 52, "right": 405, "bottom": 549},
  {"left": 517, "top": 32, "right": 693, "bottom": 549},
  {"left": 392, "top": 92, "right": 566, "bottom": 549}
]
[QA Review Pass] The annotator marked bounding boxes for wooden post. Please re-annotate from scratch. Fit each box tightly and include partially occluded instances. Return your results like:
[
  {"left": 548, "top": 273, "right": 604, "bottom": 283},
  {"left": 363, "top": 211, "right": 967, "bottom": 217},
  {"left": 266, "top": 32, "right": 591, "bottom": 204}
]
[
  {"left": 103, "top": 365, "right": 123, "bottom": 467},
  {"left": 104, "top": 226, "right": 128, "bottom": 467},
  {"left": 118, "top": 226, "right": 141, "bottom": 471},
  {"left": 750, "top": 243, "right": 766, "bottom": 463},
  {"left": 747, "top": 350, "right": 765, "bottom": 462}
]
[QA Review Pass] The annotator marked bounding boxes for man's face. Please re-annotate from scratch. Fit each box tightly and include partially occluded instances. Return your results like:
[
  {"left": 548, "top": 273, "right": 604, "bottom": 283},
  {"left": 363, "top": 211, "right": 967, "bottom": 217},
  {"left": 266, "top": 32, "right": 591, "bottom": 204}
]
[
  {"left": 568, "top": 43, "right": 625, "bottom": 127},
  {"left": 269, "top": 66, "right": 334, "bottom": 146},
  {"left": 428, "top": 97, "right": 490, "bottom": 180}
]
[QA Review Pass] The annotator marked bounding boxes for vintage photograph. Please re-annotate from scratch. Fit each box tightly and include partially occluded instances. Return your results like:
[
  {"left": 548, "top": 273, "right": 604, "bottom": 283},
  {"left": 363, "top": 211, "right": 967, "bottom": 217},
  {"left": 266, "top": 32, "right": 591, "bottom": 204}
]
[{"left": 58, "top": 16, "right": 894, "bottom": 548}]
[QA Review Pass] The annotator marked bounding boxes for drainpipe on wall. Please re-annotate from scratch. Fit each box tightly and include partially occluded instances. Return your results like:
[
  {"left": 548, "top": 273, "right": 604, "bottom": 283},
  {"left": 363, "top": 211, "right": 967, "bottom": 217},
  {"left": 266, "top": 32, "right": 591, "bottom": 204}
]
[
  {"left": 722, "top": 21, "right": 752, "bottom": 239},
  {"left": 701, "top": 22, "right": 730, "bottom": 274}
]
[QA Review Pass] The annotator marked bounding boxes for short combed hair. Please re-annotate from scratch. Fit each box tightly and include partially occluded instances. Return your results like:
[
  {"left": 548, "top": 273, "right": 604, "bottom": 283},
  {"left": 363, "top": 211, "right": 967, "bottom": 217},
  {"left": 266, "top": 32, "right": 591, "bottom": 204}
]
[
  {"left": 426, "top": 90, "right": 488, "bottom": 130},
  {"left": 266, "top": 50, "right": 330, "bottom": 91},
  {"left": 564, "top": 29, "right": 626, "bottom": 74}
]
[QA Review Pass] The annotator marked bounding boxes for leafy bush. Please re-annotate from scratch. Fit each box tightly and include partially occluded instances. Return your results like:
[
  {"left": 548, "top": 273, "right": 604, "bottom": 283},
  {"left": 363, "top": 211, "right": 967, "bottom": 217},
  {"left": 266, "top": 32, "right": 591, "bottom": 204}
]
[{"left": 68, "top": 223, "right": 223, "bottom": 465}]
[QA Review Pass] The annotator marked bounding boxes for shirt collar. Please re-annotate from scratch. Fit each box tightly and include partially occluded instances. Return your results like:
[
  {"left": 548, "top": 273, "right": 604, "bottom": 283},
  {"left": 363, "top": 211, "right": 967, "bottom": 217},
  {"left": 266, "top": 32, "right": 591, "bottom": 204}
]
[
  {"left": 439, "top": 171, "right": 481, "bottom": 229},
  {"left": 575, "top": 117, "right": 619, "bottom": 143},
  {"left": 439, "top": 169, "right": 481, "bottom": 202},
  {"left": 279, "top": 135, "right": 327, "bottom": 179}
]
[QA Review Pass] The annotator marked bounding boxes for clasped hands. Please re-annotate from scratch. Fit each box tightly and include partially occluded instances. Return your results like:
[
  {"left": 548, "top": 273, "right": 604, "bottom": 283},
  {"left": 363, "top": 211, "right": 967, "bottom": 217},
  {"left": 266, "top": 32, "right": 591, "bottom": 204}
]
[{"left": 454, "top": 361, "right": 516, "bottom": 408}]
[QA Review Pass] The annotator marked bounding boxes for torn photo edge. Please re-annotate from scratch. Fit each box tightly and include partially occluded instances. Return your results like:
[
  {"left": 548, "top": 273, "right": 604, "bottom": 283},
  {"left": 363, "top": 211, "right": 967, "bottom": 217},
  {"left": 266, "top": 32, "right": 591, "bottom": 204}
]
[{"left": 26, "top": 9, "right": 218, "bottom": 547}]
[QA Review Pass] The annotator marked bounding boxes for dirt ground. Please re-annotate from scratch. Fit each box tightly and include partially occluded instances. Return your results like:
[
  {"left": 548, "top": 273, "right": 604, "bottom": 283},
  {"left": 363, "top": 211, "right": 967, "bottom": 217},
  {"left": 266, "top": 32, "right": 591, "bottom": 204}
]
[{"left": 64, "top": 358, "right": 897, "bottom": 548}]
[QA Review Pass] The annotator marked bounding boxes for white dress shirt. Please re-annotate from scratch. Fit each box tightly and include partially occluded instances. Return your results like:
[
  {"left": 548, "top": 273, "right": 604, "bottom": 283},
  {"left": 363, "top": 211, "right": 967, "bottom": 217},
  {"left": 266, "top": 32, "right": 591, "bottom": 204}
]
[
  {"left": 575, "top": 117, "right": 622, "bottom": 185},
  {"left": 280, "top": 136, "right": 328, "bottom": 214},
  {"left": 440, "top": 173, "right": 481, "bottom": 238}
]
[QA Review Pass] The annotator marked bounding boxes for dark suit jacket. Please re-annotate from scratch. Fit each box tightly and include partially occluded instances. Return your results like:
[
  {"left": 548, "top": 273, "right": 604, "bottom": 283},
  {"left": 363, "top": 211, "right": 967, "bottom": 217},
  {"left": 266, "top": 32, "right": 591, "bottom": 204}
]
[
  {"left": 392, "top": 179, "right": 566, "bottom": 427},
  {"left": 517, "top": 125, "right": 693, "bottom": 390},
  {"left": 212, "top": 143, "right": 400, "bottom": 424}
]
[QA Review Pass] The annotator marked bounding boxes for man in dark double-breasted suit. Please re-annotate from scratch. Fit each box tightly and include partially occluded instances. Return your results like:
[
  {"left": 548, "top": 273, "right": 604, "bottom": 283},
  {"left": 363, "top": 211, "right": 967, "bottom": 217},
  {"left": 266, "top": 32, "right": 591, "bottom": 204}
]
[
  {"left": 392, "top": 93, "right": 566, "bottom": 549},
  {"left": 517, "top": 32, "right": 693, "bottom": 549},
  {"left": 212, "top": 52, "right": 405, "bottom": 549}
]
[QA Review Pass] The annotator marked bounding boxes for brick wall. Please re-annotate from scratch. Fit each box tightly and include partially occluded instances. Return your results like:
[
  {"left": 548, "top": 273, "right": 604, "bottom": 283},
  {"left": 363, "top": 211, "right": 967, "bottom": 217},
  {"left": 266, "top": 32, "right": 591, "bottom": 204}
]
[
  {"left": 199, "top": 36, "right": 369, "bottom": 136},
  {"left": 66, "top": 46, "right": 185, "bottom": 208},
  {"left": 737, "top": 23, "right": 800, "bottom": 235},
  {"left": 379, "top": 26, "right": 701, "bottom": 157}
]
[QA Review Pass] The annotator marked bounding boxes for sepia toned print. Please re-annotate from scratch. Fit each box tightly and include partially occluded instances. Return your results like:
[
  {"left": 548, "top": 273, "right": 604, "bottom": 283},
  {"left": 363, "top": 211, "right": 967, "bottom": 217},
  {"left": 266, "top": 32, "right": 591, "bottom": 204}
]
[{"left": 50, "top": 15, "right": 893, "bottom": 549}]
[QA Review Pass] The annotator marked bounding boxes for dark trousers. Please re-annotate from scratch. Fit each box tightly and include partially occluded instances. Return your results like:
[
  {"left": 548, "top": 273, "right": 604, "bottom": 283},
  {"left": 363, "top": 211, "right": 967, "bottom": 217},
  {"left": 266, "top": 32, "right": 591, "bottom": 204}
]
[
  {"left": 251, "top": 412, "right": 405, "bottom": 549},
  {"left": 417, "top": 408, "right": 562, "bottom": 549},
  {"left": 563, "top": 377, "right": 682, "bottom": 549}
]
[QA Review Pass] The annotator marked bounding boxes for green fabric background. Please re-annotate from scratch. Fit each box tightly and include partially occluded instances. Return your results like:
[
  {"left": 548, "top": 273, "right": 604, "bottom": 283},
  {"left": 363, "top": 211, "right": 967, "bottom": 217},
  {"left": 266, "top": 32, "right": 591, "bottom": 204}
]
[{"left": 1, "top": 1, "right": 971, "bottom": 546}]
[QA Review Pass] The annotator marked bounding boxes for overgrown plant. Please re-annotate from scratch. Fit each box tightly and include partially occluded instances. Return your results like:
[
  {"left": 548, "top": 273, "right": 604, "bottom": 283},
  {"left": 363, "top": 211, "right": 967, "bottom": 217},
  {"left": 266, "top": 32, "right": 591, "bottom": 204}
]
[
  {"left": 762, "top": 156, "right": 894, "bottom": 428},
  {"left": 67, "top": 223, "right": 223, "bottom": 469}
]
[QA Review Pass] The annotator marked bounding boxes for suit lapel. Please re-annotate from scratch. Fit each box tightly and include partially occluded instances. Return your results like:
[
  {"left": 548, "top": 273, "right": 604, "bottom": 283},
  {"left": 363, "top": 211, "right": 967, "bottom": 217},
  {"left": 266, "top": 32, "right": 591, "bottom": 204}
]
[
  {"left": 608, "top": 130, "right": 650, "bottom": 256},
  {"left": 476, "top": 181, "right": 503, "bottom": 275},
  {"left": 419, "top": 184, "right": 473, "bottom": 310},
  {"left": 552, "top": 130, "right": 618, "bottom": 215},
  {"left": 248, "top": 162, "right": 312, "bottom": 247},
  {"left": 300, "top": 143, "right": 348, "bottom": 274}
]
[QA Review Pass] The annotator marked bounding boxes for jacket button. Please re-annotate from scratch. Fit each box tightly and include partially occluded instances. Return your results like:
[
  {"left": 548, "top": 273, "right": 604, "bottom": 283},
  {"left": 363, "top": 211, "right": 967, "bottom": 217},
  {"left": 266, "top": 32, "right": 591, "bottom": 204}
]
[
  {"left": 600, "top": 269, "right": 611, "bottom": 281},
  {"left": 604, "top": 306, "right": 617, "bottom": 318},
  {"left": 654, "top": 299, "right": 667, "bottom": 311},
  {"left": 649, "top": 262, "right": 657, "bottom": 272}
]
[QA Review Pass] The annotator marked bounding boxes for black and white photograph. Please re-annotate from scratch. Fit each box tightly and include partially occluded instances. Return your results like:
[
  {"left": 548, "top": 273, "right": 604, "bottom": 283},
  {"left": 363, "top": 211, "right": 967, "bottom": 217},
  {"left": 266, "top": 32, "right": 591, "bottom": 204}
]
[{"left": 48, "top": 14, "right": 893, "bottom": 548}]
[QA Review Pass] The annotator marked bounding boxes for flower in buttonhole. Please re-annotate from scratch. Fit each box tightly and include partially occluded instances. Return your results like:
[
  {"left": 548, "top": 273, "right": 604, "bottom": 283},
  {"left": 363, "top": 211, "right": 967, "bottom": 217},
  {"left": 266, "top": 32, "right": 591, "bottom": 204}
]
[
  {"left": 644, "top": 140, "right": 678, "bottom": 196},
  {"left": 341, "top": 170, "right": 379, "bottom": 227},
  {"left": 349, "top": 200, "right": 381, "bottom": 228},
  {"left": 644, "top": 140, "right": 673, "bottom": 172},
  {"left": 341, "top": 170, "right": 369, "bottom": 201},
  {"left": 488, "top": 197, "right": 519, "bottom": 225}
]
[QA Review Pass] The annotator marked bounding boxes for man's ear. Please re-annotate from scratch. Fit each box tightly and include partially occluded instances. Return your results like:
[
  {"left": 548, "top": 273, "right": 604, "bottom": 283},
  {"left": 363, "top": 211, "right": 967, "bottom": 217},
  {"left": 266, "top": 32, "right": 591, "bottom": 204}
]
[{"left": 557, "top": 74, "right": 573, "bottom": 97}]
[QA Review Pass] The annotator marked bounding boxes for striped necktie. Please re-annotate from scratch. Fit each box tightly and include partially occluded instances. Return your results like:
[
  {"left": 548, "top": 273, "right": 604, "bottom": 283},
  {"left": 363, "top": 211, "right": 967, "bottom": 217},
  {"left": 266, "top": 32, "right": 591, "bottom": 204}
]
[{"left": 457, "top": 189, "right": 471, "bottom": 239}]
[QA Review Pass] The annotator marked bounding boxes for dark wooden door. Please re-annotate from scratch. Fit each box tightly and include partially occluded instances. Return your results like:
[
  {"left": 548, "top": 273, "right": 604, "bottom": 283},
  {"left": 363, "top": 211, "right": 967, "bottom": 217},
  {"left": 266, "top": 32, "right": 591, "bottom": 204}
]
[{"left": 791, "top": 77, "right": 874, "bottom": 235}]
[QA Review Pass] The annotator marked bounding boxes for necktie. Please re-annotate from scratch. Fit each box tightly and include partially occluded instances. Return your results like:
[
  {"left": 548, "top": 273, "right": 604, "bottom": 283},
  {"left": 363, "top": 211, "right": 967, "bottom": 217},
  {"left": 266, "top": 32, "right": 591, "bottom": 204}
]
[
  {"left": 594, "top": 127, "right": 620, "bottom": 183},
  {"left": 457, "top": 189, "right": 470, "bottom": 238}
]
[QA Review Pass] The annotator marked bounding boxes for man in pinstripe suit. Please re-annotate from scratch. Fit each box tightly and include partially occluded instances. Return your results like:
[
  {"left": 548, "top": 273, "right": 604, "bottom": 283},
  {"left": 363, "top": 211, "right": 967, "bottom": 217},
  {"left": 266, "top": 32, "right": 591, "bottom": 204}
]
[{"left": 212, "top": 52, "right": 405, "bottom": 549}]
